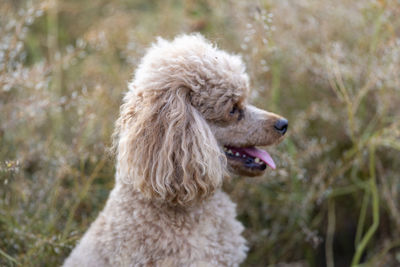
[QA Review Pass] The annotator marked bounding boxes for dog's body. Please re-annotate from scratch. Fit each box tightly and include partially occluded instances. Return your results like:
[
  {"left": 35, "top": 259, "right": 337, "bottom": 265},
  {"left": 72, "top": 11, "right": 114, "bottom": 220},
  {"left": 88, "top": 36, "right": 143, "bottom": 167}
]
[
  {"left": 64, "top": 187, "right": 246, "bottom": 266},
  {"left": 64, "top": 34, "right": 287, "bottom": 266}
]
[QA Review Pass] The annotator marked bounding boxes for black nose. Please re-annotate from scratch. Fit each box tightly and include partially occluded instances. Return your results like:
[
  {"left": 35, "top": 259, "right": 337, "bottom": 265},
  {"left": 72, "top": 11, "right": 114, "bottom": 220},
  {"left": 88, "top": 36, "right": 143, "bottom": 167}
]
[{"left": 274, "top": 118, "right": 288, "bottom": 135}]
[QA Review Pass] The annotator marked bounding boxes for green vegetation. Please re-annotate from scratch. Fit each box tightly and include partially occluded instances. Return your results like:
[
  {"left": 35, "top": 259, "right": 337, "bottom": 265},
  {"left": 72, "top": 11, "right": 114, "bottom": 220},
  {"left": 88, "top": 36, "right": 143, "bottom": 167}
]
[{"left": 1, "top": 0, "right": 400, "bottom": 266}]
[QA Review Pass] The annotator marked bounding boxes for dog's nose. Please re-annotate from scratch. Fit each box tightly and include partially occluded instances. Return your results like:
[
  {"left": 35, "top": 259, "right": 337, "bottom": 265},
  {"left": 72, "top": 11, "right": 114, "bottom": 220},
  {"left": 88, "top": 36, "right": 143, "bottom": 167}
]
[{"left": 274, "top": 118, "right": 288, "bottom": 135}]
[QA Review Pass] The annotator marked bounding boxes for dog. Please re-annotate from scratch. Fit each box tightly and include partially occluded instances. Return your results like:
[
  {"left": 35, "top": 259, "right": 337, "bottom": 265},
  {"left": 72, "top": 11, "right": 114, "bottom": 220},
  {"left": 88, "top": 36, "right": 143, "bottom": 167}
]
[{"left": 63, "top": 34, "right": 287, "bottom": 267}]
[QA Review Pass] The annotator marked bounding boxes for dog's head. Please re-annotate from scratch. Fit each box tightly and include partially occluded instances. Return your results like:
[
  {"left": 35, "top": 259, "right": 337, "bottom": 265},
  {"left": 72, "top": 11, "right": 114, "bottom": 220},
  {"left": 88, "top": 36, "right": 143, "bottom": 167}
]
[{"left": 114, "top": 34, "right": 287, "bottom": 206}]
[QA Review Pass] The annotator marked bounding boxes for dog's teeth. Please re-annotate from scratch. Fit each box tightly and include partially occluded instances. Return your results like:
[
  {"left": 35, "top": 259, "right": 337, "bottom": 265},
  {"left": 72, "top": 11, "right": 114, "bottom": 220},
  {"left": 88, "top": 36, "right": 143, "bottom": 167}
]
[
  {"left": 242, "top": 154, "right": 246, "bottom": 158},
  {"left": 255, "top": 158, "right": 261, "bottom": 163},
  {"left": 223, "top": 147, "right": 227, "bottom": 151},
  {"left": 228, "top": 149, "right": 233, "bottom": 154},
  {"left": 235, "top": 152, "right": 240, "bottom": 156}
]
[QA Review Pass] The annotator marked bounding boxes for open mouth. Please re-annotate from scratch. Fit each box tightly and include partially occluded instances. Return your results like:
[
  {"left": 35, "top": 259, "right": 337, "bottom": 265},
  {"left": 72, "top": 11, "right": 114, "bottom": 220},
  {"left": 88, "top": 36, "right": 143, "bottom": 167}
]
[{"left": 223, "top": 145, "right": 276, "bottom": 172}]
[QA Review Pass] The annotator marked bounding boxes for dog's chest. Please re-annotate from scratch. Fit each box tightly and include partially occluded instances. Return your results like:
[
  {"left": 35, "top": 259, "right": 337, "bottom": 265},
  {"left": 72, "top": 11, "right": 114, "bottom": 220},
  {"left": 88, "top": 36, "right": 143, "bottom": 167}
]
[{"left": 105, "top": 190, "right": 247, "bottom": 266}]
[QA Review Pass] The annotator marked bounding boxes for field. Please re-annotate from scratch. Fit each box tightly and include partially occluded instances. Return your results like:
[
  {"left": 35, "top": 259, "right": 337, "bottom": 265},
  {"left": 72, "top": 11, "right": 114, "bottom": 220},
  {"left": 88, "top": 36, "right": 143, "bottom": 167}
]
[{"left": 1, "top": 0, "right": 400, "bottom": 266}]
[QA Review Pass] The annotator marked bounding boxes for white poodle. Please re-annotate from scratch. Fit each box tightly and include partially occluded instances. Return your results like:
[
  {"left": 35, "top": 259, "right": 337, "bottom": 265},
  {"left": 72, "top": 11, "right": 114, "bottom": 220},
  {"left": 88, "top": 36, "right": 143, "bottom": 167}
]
[{"left": 64, "top": 34, "right": 288, "bottom": 267}]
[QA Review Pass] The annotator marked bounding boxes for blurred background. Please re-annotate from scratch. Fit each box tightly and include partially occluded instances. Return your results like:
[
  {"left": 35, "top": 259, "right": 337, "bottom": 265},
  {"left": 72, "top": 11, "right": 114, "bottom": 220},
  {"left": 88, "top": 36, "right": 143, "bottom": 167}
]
[{"left": 1, "top": 0, "right": 400, "bottom": 266}]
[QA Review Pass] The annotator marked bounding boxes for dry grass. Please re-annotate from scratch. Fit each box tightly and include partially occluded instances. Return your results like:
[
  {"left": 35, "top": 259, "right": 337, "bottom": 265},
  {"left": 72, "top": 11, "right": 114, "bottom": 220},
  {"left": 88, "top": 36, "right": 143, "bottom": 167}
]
[{"left": 1, "top": 0, "right": 400, "bottom": 266}]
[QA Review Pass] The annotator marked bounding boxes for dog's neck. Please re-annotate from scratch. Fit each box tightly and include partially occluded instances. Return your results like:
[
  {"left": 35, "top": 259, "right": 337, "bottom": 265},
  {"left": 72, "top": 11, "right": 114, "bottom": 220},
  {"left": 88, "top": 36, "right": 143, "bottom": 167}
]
[{"left": 113, "top": 180, "right": 218, "bottom": 214}]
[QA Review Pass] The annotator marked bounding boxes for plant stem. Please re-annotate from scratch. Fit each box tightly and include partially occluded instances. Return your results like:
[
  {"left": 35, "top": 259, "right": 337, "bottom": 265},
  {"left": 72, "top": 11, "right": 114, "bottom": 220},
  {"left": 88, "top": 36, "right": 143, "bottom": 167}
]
[
  {"left": 351, "top": 145, "right": 380, "bottom": 266},
  {"left": 326, "top": 198, "right": 335, "bottom": 267}
]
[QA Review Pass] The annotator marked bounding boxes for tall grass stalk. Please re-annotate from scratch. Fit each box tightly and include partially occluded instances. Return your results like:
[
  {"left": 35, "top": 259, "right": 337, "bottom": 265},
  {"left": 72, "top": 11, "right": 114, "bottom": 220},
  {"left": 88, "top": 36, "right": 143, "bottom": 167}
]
[{"left": 351, "top": 145, "right": 380, "bottom": 266}]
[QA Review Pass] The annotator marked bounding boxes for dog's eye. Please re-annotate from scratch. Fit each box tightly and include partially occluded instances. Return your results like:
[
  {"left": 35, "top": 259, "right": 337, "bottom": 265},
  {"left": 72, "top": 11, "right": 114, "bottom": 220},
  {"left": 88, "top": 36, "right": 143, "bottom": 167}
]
[
  {"left": 230, "top": 105, "right": 244, "bottom": 121},
  {"left": 230, "top": 106, "right": 237, "bottom": 115}
]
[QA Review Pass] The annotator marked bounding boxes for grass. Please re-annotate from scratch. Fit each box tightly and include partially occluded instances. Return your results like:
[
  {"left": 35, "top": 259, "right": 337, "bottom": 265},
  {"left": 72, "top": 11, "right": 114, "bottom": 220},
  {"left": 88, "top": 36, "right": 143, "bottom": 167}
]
[{"left": 1, "top": 0, "right": 400, "bottom": 266}]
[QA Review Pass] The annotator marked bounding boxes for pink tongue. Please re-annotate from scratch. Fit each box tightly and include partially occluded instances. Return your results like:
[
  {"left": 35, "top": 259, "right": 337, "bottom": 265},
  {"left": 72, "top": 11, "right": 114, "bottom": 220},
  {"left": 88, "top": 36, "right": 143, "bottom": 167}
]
[{"left": 242, "top": 147, "right": 276, "bottom": 170}]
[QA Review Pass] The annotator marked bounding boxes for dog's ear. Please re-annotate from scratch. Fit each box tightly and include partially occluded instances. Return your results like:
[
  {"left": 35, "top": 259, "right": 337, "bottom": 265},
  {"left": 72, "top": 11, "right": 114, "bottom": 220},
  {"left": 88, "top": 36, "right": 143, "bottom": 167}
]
[{"left": 114, "top": 88, "right": 226, "bottom": 206}]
